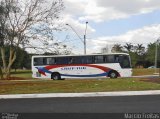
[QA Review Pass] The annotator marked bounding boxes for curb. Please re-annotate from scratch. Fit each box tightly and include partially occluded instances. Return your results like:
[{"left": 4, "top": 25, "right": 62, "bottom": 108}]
[{"left": 1, "top": 90, "right": 160, "bottom": 99}]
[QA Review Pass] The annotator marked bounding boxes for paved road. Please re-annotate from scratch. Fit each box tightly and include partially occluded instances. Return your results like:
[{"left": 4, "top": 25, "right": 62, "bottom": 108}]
[{"left": 0, "top": 95, "right": 160, "bottom": 113}]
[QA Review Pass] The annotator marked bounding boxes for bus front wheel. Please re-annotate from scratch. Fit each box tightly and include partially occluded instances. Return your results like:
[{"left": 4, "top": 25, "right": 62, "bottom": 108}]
[
  {"left": 51, "top": 73, "right": 61, "bottom": 80},
  {"left": 108, "top": 71, "right": 118, "bottom": 79}
]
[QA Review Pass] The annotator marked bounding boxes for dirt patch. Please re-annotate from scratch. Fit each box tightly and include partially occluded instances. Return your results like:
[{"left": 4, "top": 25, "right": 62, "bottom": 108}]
[
  {"left": 0, "top": 77, "right": 29, "bottom": 80},
  {"left": 0, "top": 77, "right": 30, "bottom": 85},
  {"left": 140, "top": 78, "right": 160, "bottom": 84}
]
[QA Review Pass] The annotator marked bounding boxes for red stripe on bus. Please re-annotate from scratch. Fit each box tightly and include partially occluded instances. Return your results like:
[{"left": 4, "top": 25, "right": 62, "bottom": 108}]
[{"left": 45, "top": 64, "right": 111, "bottom": 72}]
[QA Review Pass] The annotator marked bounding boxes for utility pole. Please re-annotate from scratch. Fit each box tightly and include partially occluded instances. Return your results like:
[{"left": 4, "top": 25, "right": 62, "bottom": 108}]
[
  {"left": 158, "top": 39, "right": 160, "bottom": 77},
  {"left": 155, "top": 40, "right": 158, "bottom": 74},
  {"left": 155, "top": 38, "right": 160, "bottom": 75},
  {"left": 84, "top": 21, "right": 88, "bottom": 55},
  {"left": 66, "top": 22, "right": 88, "bottom": 55},
  {"left": 159, "top": 65, "right": 160, "bottom": 78}
]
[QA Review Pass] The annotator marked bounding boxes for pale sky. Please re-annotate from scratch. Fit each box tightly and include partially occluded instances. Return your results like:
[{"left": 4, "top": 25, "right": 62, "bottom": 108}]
[
  {"left": 58, "top": 0, "right": 160, "bottom": 54},
  {"left": 27, "top": 0, "right": 160, "bottom": 54}
]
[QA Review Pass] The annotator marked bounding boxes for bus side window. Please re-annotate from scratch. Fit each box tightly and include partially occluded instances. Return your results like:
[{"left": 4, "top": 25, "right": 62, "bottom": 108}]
[
  {"left": 105, "top": 55, "right": 114, "bottom": 63},
  {"left": 47, "top": 57, "right": 56, "bottom": 65},
  {"left": 87, "top": 56, "right": 94, "bottom": 64},
  {"left": 43, "top": 58, "right": 47, "bottom": 65},
  {"left": 34, "top": 58, "right": 44, "bottom": 66},
  {"left": 57, "top": 57, "right": 70, "bottom": 65},
  {"left": 81, "top": 56, "right": 93, "bottom": 64},
  {"left": 74, "top": 57, "right": 82, "bottom": 64},
  {"left": 81, "top": 57, "right": 86, "bottom": 64},
  {"left": 69, "top": 57, "right": 75, "bottom": 64},
  {"left": 34, "top": 58, "right": 38, "bottom": 66},
  {"left": 114, "top": 55, "right": 120, "bottom": 63},
  {"left": 94, "top": 56, "right": 103, "bottom": 63}
]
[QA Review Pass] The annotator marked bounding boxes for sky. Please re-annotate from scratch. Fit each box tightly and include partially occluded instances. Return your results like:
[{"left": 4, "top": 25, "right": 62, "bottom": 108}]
[
  {"left": 26, "top": 0, "right": 160, "bottom": 54},
  {"left": 55, "top": 0, "right": 160, "bottom": 54}
]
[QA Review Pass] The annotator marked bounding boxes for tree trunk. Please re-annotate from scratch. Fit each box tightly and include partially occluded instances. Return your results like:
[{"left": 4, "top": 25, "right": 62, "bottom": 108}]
[
  {"left": 0, "top": 47, "right": 6, "bottom": 79},
  {"left": 0, "top": 47, "right": 16, "bottom": 79},
  {"left": 0, "top": 67, "right": 3, "bottom": 80}
]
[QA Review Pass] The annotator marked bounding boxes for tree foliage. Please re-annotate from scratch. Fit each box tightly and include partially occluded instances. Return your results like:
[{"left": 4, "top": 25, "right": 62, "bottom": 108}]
[
  {"left": 0, "top": 46, "right": 31, "bottom": 70},
  {"left": 0, "top": 0, "right": 64, "bottom": 79},
  {"left": 111, "top": 44, "right": 123, "bottom": 53},
  {"left": 109, "top": 42, "right": 160, "bottom": 68}
]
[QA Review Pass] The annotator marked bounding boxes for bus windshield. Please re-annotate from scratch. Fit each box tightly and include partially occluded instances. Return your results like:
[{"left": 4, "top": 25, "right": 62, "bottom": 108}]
[{"left": 118, "top": 55, "right": 131, "bottom": 68}]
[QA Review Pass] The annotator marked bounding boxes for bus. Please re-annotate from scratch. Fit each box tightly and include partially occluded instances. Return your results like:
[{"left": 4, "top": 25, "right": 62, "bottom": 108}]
[{"left": 32, "top": 53, "right": 132, "bottom": 80}]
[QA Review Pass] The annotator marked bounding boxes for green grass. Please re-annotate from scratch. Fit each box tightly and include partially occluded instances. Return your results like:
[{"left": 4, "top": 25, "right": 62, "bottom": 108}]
[
  {"left": 11, "top": 73, "right": 32, "bottom": 78},
  {"left": 11, "top": 70, "right": 32, "bottom": 78},
  {"left": 132, "top": 68, "right": 155, "bottom": 76},
  {"left": 0, "top": 78, "right": 160, "bottom": 94}
]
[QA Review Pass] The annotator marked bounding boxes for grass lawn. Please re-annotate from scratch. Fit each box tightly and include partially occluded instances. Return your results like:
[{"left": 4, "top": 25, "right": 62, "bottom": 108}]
[
  {"left": 132, "top": 68, "right": 155, "bottom": 76},
  {"left": 0, "top": 68, "right": 159, "bottom": 94},
  {"left": 0, "top": 78, "right": 160, "bottom": 94},
  {"left": 11, "top": 70, "right": 32, "bottom": 78}
]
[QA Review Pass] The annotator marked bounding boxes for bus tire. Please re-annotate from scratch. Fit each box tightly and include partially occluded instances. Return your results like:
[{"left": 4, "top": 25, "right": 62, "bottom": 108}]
[
  {"left": 108, "top": 71, "right": 118, "bottom": 79},
  {"left": 51, "top": 73, "right": 61, "bottom": 80}
]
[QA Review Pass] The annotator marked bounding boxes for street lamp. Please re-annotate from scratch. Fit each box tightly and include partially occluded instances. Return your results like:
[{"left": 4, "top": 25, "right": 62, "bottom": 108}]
[
  {"left": 84, "top": 22, "right": 88, "bottom": 55},
  {"left": 66, "top": 22, "right": 88, "bottom": 55},
  {"left": 155, "top": 38, "right": 160, "bottom": 74}
]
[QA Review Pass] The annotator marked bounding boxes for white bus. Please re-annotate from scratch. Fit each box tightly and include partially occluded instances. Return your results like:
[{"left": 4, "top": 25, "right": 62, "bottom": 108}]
[{"left": 32, "top": 53, "right": 132, "bottom": 80}]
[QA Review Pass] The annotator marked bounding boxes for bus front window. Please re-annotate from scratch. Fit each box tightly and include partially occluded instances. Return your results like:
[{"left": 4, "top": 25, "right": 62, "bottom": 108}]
[{"left": 119, "top": 55, "right": 131, "bottom": 68}]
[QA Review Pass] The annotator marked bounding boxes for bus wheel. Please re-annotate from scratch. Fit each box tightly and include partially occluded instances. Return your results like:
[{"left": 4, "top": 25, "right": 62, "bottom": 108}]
[
  {"left": 108, "top": 71, "right": 118, "bottom": 79},
  {"left": 51, "top": 73, "right": 61, "bottom": 80}
]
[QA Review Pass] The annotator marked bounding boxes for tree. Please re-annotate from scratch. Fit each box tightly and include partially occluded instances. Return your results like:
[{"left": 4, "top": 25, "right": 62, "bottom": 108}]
[
  {"left": 100, "top": 41, "right": 160, "bottom": 68},
  {"left": 0, "top": 0, "right": 64, "bottom": 79},
  {"left": 134, "top": 44, "right": 146, "bottom": 68},
  {"left": 111, "top": 44, "right": 123, "bottom": 53},
  {"left": 0, "top": 1, "right": 9, "bottom": 79},
  {"left": 146, "top": 43, "right": 156, "bottom": 63},
  {"left": 0, "top": 46, "right": 31, "bottom": 71},
  {"left": 146, "top": 42, "right": 160, "bottom": 68},
  {"left": 123, "top": 43, "right": 133, "bottom": 53},
  {"left": 135, "top": 44, "right": 145, "bottom": 56},
  {"left": 12, "top": 47, "right": 31, "bottom": 70}
]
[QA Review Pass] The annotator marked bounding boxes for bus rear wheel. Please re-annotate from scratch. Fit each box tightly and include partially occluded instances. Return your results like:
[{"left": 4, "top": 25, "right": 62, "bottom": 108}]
[
  {"left": 51, "top": 73, "right": 61, "bottom": 80},
  {"left": 108, "top": 71, "right": 118, "bottom": 79}
]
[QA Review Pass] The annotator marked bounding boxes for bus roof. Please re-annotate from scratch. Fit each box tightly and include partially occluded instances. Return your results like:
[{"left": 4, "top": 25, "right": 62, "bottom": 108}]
[{"left": 32, "top": 53, "right": 129, "bottom": 58}]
